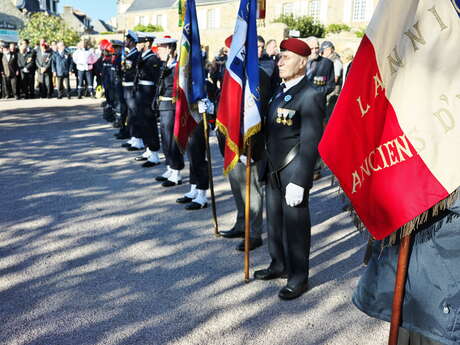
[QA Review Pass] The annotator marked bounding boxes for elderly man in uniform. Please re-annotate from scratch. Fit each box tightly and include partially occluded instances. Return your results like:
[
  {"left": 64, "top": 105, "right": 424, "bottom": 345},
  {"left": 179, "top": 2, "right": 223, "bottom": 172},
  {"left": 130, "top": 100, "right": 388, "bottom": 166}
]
[
  {"left": 17, "top": 39, "right": 36, "bottom": 99},
  {"left": 254, "top": 38, "right": 325, "bottom": 300}
]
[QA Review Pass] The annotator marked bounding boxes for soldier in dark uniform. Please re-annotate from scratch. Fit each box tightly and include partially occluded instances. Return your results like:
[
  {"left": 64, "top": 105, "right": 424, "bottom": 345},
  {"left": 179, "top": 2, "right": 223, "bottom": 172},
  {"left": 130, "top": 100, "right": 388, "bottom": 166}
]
[
  {"left": 108, "top": 40, "right": 124, "bottom": 130},
  {"left": 116, "top": 31, "right": 139, "bottom": 140},
  {"left": 254, "top": 38, "right": 325, "bottom": 300},
  {"left": 151, "top": 36, "right": 184, "bottom": 186},
  {"left": 126, "top": 34, "right": 162, "bottom": 164},
  {"left": 17, "top": 39, "right": 36, "bottom": 99},
  {"left": 305, "top": 36, "right": 335, "bottom": 181},
  {"left": 100, "top": 40, "right": 116, "bottom": 122}
]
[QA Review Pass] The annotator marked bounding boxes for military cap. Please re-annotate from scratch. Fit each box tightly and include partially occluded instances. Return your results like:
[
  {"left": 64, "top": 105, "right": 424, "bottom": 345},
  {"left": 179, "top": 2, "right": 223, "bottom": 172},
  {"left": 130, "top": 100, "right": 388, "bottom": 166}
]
[{"left": 280, "top": 38, "right": 311, "bottom": 57}]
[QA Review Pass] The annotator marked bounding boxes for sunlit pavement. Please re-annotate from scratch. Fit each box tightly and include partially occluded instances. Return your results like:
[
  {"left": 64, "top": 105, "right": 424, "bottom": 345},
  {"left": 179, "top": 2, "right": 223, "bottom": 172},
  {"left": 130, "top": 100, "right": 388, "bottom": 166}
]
[{"left": 0, "top": 98, "right": 387, "bottom": 345}]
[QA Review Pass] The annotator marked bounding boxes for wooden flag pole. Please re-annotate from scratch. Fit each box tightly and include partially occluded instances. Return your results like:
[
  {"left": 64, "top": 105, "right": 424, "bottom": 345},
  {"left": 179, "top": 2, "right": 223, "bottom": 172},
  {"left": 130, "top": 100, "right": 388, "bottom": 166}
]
[
  {"left": 202, "top": 112, "right": 219, "bottom": 236},
  {"left": 388, "top": 233, "right": 412, "bottom": 345},
  {"left": 244, "top": 138, "right": 252, "bottom": 283}
]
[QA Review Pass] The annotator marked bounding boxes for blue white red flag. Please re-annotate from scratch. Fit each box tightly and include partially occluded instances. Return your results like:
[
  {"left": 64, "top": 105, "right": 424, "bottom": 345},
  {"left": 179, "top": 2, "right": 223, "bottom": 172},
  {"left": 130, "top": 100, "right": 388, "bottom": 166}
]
[{"left": 216, "top": 0, "right": 261, "bottom": 174}]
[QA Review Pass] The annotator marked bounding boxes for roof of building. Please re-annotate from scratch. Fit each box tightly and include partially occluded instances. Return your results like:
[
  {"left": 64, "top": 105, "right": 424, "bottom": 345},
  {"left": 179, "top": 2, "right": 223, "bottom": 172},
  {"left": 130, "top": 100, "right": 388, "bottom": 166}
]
[
  {"left": 126, "top": 0, "right": 233, "bottom": 12},
  {"left": 92, "top": 19, "right": 115, "bottom": 33}
]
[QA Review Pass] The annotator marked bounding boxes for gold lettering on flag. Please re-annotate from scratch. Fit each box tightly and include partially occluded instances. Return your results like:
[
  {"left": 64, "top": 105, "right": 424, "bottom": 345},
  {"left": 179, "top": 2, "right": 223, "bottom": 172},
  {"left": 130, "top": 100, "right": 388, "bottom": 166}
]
[
  {"left": 428, "top": 6, "right": 448, "bottom": 31},
  {"left": 404, "top": 21, "right": 426, "bottom": 52},
  {"left": 387, "top": 47, "right": 404, "bottom": 75},
  {"left": 351, "top": 134, "right": 415, "bottom": 194},
  {"left": 373, "top": 74, "right": 385, "bottom": 97},
  {"left": 433, "top": 108, "right": 455, "bottom": 133},
  {"left": 357, "top": 97, "right": 371, "bottom": 117}
]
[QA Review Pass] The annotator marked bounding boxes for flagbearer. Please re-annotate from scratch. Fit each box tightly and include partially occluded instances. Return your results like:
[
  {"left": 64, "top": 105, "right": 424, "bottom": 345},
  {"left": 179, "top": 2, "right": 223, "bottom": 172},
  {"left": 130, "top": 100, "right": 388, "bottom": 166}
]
[
  {"left": 254, "top": 38, "right": 325, "bottom": 300},
  {"left": 153, "top": 36, "right": 185, "bottom": 185}
]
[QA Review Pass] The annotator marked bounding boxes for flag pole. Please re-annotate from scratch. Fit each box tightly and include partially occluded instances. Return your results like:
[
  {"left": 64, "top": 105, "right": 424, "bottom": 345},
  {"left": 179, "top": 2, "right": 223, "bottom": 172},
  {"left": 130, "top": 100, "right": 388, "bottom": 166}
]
[
  {"left": 244, "top": 137, "right": 252, "bottom": 283},
  {"left": 202, "top": 111, "right": 219, "bottom": 236},
  {"left": 388, "top": 233, "right": 412, "bottom": 345}
]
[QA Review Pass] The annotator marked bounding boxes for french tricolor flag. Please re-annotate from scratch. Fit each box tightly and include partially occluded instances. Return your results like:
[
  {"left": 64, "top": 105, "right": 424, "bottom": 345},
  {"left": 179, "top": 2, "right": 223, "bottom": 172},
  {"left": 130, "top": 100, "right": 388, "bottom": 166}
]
[
  {"left": 216, "top": 0, "right": 261, "bottom": 174},
  {"left": 319, "top": 0, "right": 460, "bottom": 240}
]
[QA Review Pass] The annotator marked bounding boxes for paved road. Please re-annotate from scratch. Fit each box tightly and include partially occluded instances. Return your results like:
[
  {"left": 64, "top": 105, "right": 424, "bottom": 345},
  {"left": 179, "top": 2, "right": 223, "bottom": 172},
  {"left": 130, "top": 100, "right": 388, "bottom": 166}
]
[{"left": 0, "top": 98, "right": 387, "bottom": 345}]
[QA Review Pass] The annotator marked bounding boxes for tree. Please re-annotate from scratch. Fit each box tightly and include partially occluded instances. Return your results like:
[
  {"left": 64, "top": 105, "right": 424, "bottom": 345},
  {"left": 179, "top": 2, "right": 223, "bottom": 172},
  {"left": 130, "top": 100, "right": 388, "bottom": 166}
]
[
  {"left": 20, "top": 13, "right": 80, "bottom": 46},
  {"left": 273, "top": 15, "right": 325, "bottom": 38},
  {"left": 132, "top": 24, "right": 163, "bottom": 32}
]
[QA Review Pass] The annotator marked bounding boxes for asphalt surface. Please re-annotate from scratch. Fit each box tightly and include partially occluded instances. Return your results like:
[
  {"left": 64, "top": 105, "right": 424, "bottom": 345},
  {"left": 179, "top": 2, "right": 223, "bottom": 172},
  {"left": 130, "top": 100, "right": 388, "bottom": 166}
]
[{"left": 0, "top": 98, "right": 388, "bottom": 345}]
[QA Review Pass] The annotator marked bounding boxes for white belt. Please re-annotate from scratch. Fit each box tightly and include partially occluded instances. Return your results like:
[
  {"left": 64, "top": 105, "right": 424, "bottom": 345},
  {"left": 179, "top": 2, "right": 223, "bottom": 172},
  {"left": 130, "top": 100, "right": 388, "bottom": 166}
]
[
  {"left": 159, "top": 96, "right": 173, "bottom": 101},
  {"left": 111, "top": 67, "right": 116, "bottom": 71},
  {"left": 122, "top": 82, "right": 134, "bottom": 87},
  {"left": 138, "top": 80, "right": 155, "bottom": 86}
]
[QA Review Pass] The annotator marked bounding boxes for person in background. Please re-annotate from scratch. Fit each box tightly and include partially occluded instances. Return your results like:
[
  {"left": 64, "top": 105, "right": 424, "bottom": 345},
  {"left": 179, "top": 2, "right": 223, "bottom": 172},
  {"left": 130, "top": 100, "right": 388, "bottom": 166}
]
[
  {"left": 265, "top": 39, "right": 279, "bottom": 61},
  {"left": 1, "top": 42, "right": 20, "bottom": 99},
  {"left": 36, "top": 42, "right": 54, "bottom": 98},
  {"left": 73, "top": 41, "right": 97, "bottom": 98},
  {"left": 52, "top": 41, "right": 72, "bottom": 99},
  {"left": 17, "top": 39, "right": 36, "bottom": 99}
]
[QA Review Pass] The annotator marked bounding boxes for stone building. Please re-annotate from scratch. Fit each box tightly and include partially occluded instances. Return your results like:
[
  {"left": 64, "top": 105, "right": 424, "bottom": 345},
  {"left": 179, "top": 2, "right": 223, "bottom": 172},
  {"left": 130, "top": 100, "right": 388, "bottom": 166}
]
[
  {"left": 0, "top": 0, "right": 25, "bottom": 42},
  {"left": 61, "top": 6, "right": 95, "bottom": 35},
  {"left": 15, "top": 0, "right": 60, "bottom": 15},
  {"left": 116, "top": 0, "right": 376, "bottom": 56}
]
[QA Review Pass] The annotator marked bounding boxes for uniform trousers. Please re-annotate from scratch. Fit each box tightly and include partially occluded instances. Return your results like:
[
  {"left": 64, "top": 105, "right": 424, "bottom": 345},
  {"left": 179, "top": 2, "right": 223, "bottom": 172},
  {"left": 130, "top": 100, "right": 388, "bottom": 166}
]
[
  {"left": 266, "top": 162, "right": 311, "bottom": 286},
  {"left": 187, "top": 121, "right": 209, "bottom": 190},
  {"left": 56, "top": 76, "right": 71, "bottom": 97},
  {"left": 77, "top": 70, "right": 93, "bottom": 95},
  {"left": 2, "top": 75, "right": 17, "bottom": 97},
  {"left": 20, "top": 72, "right": 35, "bottom": 98},
  {"left": 159, "top": 101, "right": 184, "bottom": 170},
  {"left": 228, "top": 162, "right": 264, "bottom": 239},
  {"left": 38, "top": 72, "right": 53, "bottom": 98},
  {"left": 123, "top": 86, "right": 142, "bottom": 138},
  {"left": 136, "top": 85, "right": 160, "bottom": 151}
]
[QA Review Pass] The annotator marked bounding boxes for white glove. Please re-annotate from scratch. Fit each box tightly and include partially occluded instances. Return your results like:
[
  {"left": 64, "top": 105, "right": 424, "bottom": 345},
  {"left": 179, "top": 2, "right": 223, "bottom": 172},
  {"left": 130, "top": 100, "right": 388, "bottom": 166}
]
[
  {"left": 239, "top": 154, "right": 254, "bottom": 166},
  {"left": 198, "top": 98, "right": 215, "bottom": 114},
  {"left": 285, "top": 183, "right": 304, "bottom": 207}
]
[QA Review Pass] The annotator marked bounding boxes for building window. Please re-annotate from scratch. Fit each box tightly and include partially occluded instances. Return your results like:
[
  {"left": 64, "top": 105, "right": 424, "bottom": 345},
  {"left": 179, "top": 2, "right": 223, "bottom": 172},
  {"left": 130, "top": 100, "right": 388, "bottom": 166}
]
[
  {"left": 154, "top": 14, "right": 162, "bottom": 25},
  {"left": 352, "top": 0, "right": 367, "bottom": 22},
  {"left": 206, "top": 9, "right": 218, "bottom": 29},
  {"left": 139, "top": 16, "right": 148, "bottom": 25},
  {"left": 307, "top": 0, "right": 321, "bottom": 21},
  {"left": 282, "top": 3, "right": 293, "bottom": 16}
]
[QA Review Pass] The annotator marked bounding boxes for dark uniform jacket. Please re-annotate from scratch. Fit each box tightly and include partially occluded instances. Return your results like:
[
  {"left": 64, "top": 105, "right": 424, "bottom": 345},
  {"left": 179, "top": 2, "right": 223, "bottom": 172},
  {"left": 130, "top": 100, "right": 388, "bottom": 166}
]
[
  {"left": 158, "top": 60, "right": 176, "bottom": 111},
  {"left": 122, "top": 47, "right": 139, "bottom": 83},
  {"left": 136, "top": 50, "right": 162, "bottom": 83},
  {"left": 1, "top": 51, "right": 19, "bottom": 77},
  {"left": 265, "top": 77, "right": 325, "bottom": 189},
  {"left": 17, "top": 49, "right": 36, "bottom": 73},
  {"left": 306, "top": 55, "right": 335, "bottom": 97},
  {"left": 354, "top": 197, "right": 460, "bottom": 345},
  {"left": 36, "top": 49, "right": 53, "bottom": 75},
  {"left": 52, "top": 50, "right": 72, "bottom": 77}
]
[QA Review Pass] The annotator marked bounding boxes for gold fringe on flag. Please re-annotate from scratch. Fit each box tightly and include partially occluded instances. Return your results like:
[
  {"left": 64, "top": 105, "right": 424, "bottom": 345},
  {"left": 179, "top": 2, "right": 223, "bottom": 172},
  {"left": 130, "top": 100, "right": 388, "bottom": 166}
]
[{"left": 216, "top": 119, "right": 241, "bottom": 175}]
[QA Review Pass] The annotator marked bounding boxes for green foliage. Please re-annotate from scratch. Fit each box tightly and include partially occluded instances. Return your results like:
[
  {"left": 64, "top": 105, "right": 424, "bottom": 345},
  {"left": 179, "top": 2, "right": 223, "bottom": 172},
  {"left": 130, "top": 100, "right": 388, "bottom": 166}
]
[
  {"left": 355, "top": 27, "right": 366, "bottom": 38},
  {"left": 132, "top": 24, "right": 163, "bottom": 32},
  {"left": 273, "top": 15, "right": 325, "bottom": 38},
  {"left": 19, "top": 13, "right": 80, "bottom": 46},
  {"left": 325, "top": 23, "right": 351, "bottom": 34}
]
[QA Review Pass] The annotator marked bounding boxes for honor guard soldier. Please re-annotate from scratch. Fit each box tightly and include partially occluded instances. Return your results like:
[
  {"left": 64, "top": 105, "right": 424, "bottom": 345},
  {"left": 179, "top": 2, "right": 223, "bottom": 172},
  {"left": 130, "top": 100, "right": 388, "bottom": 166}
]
[
  {"left": 100, "top": 40, "right": 116, "bottom": 122},
  {"left": 254, "top": 38, "right": 325, "bottom": 300},
  {"left": 126, "top": 33, "right": 162, "bottom": 164},
  {"left": 108, "top": 40, "right": 125, "bottom": 131},
  {"left": 116, "top": 30, "right": 139, "bottom": 140},
  {"left": 151, "top": 36, "right": 185, "bottom": 185}
]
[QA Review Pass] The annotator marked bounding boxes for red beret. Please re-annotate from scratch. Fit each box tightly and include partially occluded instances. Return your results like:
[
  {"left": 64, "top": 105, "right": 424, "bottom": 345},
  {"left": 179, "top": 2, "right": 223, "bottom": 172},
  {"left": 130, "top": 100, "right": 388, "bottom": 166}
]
[
  {"left": 224, "top": 35, "right": 232, "bottom": 49},
  {"left": 280, "top": 38, "right": 311, "bottom": 57}
]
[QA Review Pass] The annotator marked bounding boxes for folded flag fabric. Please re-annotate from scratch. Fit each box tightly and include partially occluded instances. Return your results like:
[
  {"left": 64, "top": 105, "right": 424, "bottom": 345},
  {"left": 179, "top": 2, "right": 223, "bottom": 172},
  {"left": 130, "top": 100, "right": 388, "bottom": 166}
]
[{"left": 319, "top": 0, "right": 460, "bottom": 240}]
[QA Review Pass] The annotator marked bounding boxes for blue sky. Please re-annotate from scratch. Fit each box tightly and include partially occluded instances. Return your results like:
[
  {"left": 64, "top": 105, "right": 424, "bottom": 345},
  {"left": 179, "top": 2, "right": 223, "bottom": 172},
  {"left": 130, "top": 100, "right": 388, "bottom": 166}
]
[{"left": 58, "top": 0, "right": 117, "bottom": 22}]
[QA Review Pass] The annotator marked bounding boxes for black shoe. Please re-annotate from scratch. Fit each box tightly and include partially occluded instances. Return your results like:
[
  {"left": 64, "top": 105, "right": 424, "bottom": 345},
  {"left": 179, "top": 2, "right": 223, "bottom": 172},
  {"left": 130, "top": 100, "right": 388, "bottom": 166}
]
[
  {"left": 162, "top": 180, "right": 182, "bottom": 187},
  {"left": 176, "top": 196, "right": 193, "bottom": 204},
  {"left": 278, "top": 281, "right": 309, "bottom": 300},
  {"left": 68, "top": 95, "right": 71, "bottom": 99},
  {"left": 78, "top": 95, "right": 82, "bottom": 99},
  {"left": 142, "top": 161, "right": 159, "bottom": 168},
  {"left": 127, "top": 146, "right": 143, "bottom": 151},
  {"left": 134, "top": 156, "right": 148, "bottom": 161},
  {"left": 57, "top": 95, "right": 62, "bottom": 99},
  {"left": 254, "top": 268, "right": 286, "bottom": 281},
  {"left": 121, "top": 143, "right": 132, "bottom": 148},
  {"left": 220, "top": 228, "right": 245, "bottom": 238},
  {"left": 185, "top": 201, "right": 207, "bottom": 210},
  {"left": 115, "top": 130, "right": 130, "bottom": 139},
  {"left": 236, "top": 238, "right": 263, "bottom": 251}
]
